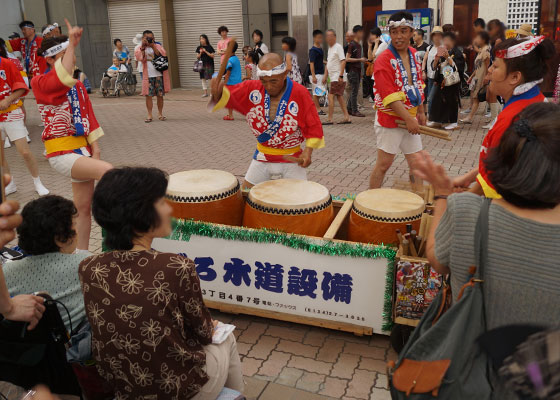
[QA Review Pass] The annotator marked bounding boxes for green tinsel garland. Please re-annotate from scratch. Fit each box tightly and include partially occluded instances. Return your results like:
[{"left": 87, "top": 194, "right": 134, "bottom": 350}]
[{"left": 169, "top": 218, "right": 396, "bottom": 331}]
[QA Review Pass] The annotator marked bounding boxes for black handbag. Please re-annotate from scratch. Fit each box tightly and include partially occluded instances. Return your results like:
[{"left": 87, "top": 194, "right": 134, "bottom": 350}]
[
  {"left": 477, "top": 85, "right": 488, "bottom": 102},
  {"left": 152, "top": 55, "right": 169, "bottom": 72}
]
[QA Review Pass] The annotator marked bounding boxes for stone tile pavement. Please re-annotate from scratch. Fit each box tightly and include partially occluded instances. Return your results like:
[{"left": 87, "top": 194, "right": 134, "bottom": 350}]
[{"left": 4, "top": 88, "right": 488, "bottom": 399}]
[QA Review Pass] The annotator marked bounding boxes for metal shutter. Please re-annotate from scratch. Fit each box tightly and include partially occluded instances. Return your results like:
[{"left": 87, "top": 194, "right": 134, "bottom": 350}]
[
  {"left": 107, "top": 0, "right": 163, "bottom": 81},
  {"left": 173, "top": 0, "right": 245, "bottom": 88}
]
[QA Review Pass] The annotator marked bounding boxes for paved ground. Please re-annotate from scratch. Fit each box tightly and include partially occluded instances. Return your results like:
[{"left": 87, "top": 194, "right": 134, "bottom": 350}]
[{"left": 4, "top": 88, "right": 487, "bottom": 399}]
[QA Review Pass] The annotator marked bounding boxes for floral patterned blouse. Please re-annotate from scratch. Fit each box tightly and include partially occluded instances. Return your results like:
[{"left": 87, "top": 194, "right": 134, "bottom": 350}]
[{"left": 78, "top": 250, "right": 214, "bottom": 399}]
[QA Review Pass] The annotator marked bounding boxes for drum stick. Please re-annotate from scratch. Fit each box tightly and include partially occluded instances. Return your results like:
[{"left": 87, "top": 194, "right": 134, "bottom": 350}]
[
  {"left": 396, "top": 121, "right": 451, "bottom": 141},
  {"left": 409, "top": 238, "right": 418, "bottom": 257},
  {"left": 428, "top": 185, "right": 435, "bottom": 204},
  {"left": 282, "top": 155, "right": 304, "bottom": 165},
  {"left": 410, "top": 230, "right": 417, "bottom": 248},
  {"left": 216, "top": 37, "right": 238, "bottom": 82},
  {"left": 396, "top": 229, "right": 404, "bottom": 247},
  {"left": 418, "top": 237, "right": 427, "bottom": 257},
  {"left": 406, "top": 224, "right": 413, "bottom": 234},
  {"left": 419, "top": 212, "right": 428, "bottom": 238},
  {"left": 415, "top": 235, "right": 422, "bottom": 250},
  {"left": 402, "top": 239, "right": 409, "bottom": 256}
]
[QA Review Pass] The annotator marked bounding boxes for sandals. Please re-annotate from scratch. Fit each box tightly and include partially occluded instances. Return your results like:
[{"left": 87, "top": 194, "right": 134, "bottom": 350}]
[
  {"left": 337, "top": 120, "right": 352, "bottom": 125},
  {"left": 459, "top": 118, "right": 472, "bottom": 124},
  {"left": 322, "top": 121, "right": 334, "bottom": 126},
  {"left": 145, "top": 118, "right": 153, "bottom": 123},
  {"left": 158, "top": 116, "right": 167, "bottom": 121},
  {"left": 223, "top": 115, "right": 234, "bottom": 121}
]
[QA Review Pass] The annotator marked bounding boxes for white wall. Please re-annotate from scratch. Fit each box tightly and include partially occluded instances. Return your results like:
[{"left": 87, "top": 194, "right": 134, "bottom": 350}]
[
  {"left": 442, "top": 0, "right": 454, "bottom": 24},
  {"left": 0, "top": 0, "right": 23, "bottom": 40},
  {"left": 478, "top": 0, "right": 507, "bottom": 22},
  {"left": 325, "top": 0, "right": 344, "bottom": 45},
  {"left": 382, "top": 0, "right": 406, "bottom": 10},
  {"left": 347, "top": 0, "right": 362, "bottom": 28}
]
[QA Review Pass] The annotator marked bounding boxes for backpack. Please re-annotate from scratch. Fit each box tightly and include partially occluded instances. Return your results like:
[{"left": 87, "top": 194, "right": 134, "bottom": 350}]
[{"left": 389, "top": 198, "right": 493, "bottom": 399}]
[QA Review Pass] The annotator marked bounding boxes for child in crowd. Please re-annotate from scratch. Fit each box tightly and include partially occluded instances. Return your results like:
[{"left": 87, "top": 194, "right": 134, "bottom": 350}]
[
  {"left": 281, "top": 36, "right": 302, "bottom": 84},
  {"left": 223, "top": 42, "right": 242, "bottom": 121},
  {"left": 244, "top": 50, "right": 259, "bottom": 81}
]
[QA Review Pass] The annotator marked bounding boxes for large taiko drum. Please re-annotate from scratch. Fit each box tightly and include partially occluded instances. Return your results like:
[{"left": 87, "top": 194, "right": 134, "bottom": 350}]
[
  {"left": 243, "top": 179, "right": 334, "bottom": 236},
  {"left": 166, "top": 169, "right": 244, "bottom": 226},
  {"left": 348, "top": 188, "right": 424, "bottom": 245}
]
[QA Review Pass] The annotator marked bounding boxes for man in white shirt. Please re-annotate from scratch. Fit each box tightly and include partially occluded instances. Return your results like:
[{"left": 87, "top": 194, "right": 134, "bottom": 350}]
[{"left": 323, "top": 29, "right": 351, "bottom": 125}]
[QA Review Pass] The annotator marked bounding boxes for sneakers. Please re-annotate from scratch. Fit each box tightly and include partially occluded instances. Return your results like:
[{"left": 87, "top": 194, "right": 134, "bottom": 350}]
[
  {"left": 445, "top": 123, "right": 458, "bottom": 130},
  {"left": 4, "top": 138, "right": 11, "bottom": 148},
  {"left": 201, "top": 93, "right": 209, "bottom": 98},
  {"left": 26, "top": 135, "right": 31, "bottom": 143},
  {"left": 5, "top": 180, "right": 17, "bottom": 195},
  {"left": 351, "top": 112, "right": 366, "bottom": 117},
  {"left": 427, "top": 121, "right": 441, "bottom": 128},
  {"left": 460, "top": 109, "right": 471, "bottom": 114},
  {"left": 484, "top": 111, "right": 491, "bottom": 118},
  {"left": 33, "top": 177, "right": 49, "bottom": 196}
]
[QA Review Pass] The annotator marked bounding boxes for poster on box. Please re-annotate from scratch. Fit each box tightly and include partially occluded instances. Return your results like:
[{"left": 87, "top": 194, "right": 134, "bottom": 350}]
[
  {"left": 153, "top": 235, "right": 391, "bottom": 334},
  {"left": 394, "top": 260, "right": 442, "bottom": 320}
]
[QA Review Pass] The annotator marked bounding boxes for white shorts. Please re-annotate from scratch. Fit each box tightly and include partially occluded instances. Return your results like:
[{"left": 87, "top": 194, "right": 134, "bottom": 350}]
[
  {"left": 48, "top": 152, "right": 90, "bottom": 183},
  {"left": 245, "top": 159, "right": 307, "bottom": 185},
  {"left": 375, "top": 116, "right": 423, "bottom": 155},
  {"left": 0, "top": 119, "right": 28, "bottom": 142}
]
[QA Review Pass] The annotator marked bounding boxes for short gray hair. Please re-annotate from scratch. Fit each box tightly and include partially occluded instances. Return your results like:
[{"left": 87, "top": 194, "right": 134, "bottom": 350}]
[{"left": 326, "top": 29, "right": 336, "bottom": 36}]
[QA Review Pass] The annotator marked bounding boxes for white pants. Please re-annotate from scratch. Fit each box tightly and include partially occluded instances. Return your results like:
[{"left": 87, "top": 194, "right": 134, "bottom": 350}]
[
  {"left": 48, "top": 151, "right": 91, "bottom": 183},
  {"left": 191, "top": 333, "right": 244, "bottom": 400},
  {"left": 245, "top": 159, "right": 307, "bottom": 185},
  {"left": 201, "top": 79, "right": 208, "bottom": 90}
]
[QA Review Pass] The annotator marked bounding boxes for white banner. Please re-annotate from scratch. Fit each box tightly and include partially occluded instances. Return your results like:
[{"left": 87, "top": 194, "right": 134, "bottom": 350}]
[{"left": 153, "top": 235, "right": 391, "bottom": 334}]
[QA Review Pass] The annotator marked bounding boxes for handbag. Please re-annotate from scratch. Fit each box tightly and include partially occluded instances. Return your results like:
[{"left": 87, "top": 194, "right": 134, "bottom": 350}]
[
  {"left": 441, "top": 59, "right": 460, "bottom": 87},
  {"left": 193, "top": 59, "right": 204, "bottom": 73},
  {"left": 152, "top": 55, "right": 169, "bottom": 72},
  {"left": 389, "top": 198, "right": 493, "bottom": 399},
  {"left": 478, "top": 84, "right": 488, "bottom": 102}
]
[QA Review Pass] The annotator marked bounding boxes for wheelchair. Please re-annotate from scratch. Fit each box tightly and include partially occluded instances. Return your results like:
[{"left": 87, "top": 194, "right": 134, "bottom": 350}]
[{"left": 101, "top": 68, "right": 136, "bottom": 98}]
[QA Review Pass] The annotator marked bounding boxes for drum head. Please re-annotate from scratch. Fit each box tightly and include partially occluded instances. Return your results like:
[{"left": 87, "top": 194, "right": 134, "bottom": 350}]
[
  {"left": 354, "top": 189, "right": 424, "bottom": 220},
  {"left": 249, "top": 179, "right": 331, "bottom": 210},
  {"left": 167, "top": 169, "right": 239, "bottom": 200}
]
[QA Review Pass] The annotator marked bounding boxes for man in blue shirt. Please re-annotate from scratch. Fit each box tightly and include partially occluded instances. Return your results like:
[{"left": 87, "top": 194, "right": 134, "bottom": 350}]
[
  {"left": 223, "top": 42, "right": 242, "bottom": 120},
  {"left": 308, "top": 29, "right": 326, "bottom": 114}
]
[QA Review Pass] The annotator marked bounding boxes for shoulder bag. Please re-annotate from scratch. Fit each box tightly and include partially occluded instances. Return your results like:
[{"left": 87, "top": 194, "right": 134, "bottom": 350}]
[
  {"left": 152, "top": 55, "right": 169, "bottom": 72},
  {"left": 441, "top": 58, "right": 460, "bottom": 87},
  {"left": 389, "top": 198, "right": 493, "bottom": 399}
]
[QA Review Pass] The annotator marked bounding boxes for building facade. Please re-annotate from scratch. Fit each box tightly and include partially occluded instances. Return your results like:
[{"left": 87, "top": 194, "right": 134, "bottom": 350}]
[{"left": 1, "top": 0, "right": 557, "bottom": 89}]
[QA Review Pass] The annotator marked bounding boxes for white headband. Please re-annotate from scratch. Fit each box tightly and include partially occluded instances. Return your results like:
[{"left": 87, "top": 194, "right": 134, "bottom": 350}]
[
  {"left": 388, "top": 18, "right": 414, "bottom": 29},
  {"left": 42, "top": 23, "right": 58, "bottom": 36},
  {"left": 257, "top": 63, "right": 287, "bottom": 77},
  {"left": 495, "top": 36, "right": 545, "bottom": 59},
  {"left": 43, "top": 40, "right": 69, "bottom": 57}
]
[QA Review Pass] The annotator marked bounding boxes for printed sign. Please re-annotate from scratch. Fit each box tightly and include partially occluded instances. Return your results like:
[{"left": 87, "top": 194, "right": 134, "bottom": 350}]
[
  {"left": 153, "top": 235, "right": 391, "bottom": 333},
  {"left": 395, "top": 259, "right": 442, "bottom": 320}
]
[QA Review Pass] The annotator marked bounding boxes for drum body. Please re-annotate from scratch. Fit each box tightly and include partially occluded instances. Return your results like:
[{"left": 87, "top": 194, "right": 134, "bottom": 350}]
[
  {"left": 166, "top": 170, "right": 244, "bottom": 226},
  {"left": 243, "top": 179, "right": 334, "bottom": 237},
  {"left": 348, "top": 189, "right": 424, "bottom": 245}
]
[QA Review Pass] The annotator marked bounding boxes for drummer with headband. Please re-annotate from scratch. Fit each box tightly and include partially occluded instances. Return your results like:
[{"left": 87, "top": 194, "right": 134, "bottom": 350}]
[
  {"left": 211, "top": 52, "right": 325, "bottom": 189},
  {"left": 369, "top": 11, "right": 426, "bottom": 190}
]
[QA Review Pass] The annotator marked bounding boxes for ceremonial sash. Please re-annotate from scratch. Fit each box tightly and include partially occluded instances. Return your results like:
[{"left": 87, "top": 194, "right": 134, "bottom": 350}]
[
  {"left": 388, "top": 45, "right": 422, "bottom": 107},
  {"left": 44, "top": 135, "right": 88, "bottom": 155},
  {"left": 24, "top": 36, "right": 36, "bottom": 75},
  {"left": 256, "top": 77, "right": 294, "bottom": 144},
  {"left": 67, "top": 85, "right": 85, "bottom": 136}
]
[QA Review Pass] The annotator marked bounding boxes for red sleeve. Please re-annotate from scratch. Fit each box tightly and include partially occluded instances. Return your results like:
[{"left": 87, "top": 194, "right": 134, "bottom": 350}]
[
  {"left": 5, "top": 59, "right": 28, "bottom": 96},
  {"left": 373, "top": 52, "right": 402, "bottom": 105},
  {"left": 8, "top": 39, "right": 21, "bottom": 52},
  {"left": 31, "top": 59, "right": 77, "bottom": 106},
  {"left": 296, "top": 86, "right": 324, "bottom": 142},
  {"left": 222, "top": 80, "right": 260, "bottom": 115}
]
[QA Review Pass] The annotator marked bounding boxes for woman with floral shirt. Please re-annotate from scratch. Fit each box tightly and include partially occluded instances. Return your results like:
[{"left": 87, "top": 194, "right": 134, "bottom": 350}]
[{"left": 79, "top": 167, "right": 244, "bottom": 400}]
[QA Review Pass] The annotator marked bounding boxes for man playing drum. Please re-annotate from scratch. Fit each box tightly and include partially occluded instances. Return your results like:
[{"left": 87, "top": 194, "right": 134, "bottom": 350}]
[
  {"left": 211, "top": 53, "right": 325, "bottom": 189},
  {"left": 369, "top": 11, "right": 426, "bottom": 189}
]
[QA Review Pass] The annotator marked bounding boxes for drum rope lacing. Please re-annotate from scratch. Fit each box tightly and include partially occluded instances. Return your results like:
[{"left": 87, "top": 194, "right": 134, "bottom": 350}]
[
  {"left": 166, "top": 181, "right": 240, "bottom": 203},
  {"left": 246, "top": 196, "right": 332, "bottom": 216},
  {"left": 352, "top": 204, "right": 422, "bottom": 223}
]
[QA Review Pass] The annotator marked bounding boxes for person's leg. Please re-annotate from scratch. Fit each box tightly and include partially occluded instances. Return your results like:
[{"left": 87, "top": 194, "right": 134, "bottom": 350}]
[
  {"left": 157, "top": 95, "right": 164, "bottom": 119},
  {"left": 463, "top": 98, "right": 480, "bottom": 122},
  {"left": 337, "top": 94, "right": 351, "bottom": 122},
  {"left": 313, "top": 95, "right": 321, "bottom": 111},
  {"left": 223, "top": 333, "right": 245, "bottom": 392},
  {"left": 347, "top": 71, "right": 356, "bottom": 113},
  {"left": 201, "top": 78, "right": 208, "bottom": 96},
  {"left": 404, "top": 151, "right": 424, "bottom": 192},
  {"left": 13, "top": 138, "right": 39, "bottom": 177},
  {"left": 145, "top": 95, "right": 153, "bottom": 120},
  {"left": 281, "top": 163, "right": 308, "bottom": 180},
  {"left": 370, "top": 149, "right": 396, "bottom": 189},
  {"left": 72, "top": 180, "right": 95, "bottom": 251},
  {"left": 327, "top": 93, "right": 335, "bottom": 123},
  {"left": 101, "top": 77, "right": 109, "bottom": 91},
  {"left": 70, "top": 156, "right": 113, "bottom": 182},
  {"left": 228, "top": 108, "right": 233, "bottom": 119},
  {"left": 110, "top": 77, "right": 117, "bottom": 91}
]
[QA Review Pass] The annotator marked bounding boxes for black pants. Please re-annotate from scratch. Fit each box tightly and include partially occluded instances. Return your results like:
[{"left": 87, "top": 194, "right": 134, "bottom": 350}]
[
  {"left": 363, "top": 74, "right": 373, "bottom": 99},
  {"left": 347, "top": 70, "right": 361, "bottom": 113}
]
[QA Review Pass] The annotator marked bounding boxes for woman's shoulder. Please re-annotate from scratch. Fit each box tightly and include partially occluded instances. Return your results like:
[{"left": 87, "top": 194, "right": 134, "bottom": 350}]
[{"left": 447, "top": 192, "right": 484, "bottom": 217}]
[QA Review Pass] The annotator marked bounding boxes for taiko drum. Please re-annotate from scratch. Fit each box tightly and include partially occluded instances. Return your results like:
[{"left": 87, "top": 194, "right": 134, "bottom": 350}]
[
  {"left": 348, "top": 188, "right": 425, "bottom": 245},
  {"left": 166, "top": 169, "right": 244, "bottom": 226},
  {"left": 243, "top": 179, "right": 334, "bottom": 237}
]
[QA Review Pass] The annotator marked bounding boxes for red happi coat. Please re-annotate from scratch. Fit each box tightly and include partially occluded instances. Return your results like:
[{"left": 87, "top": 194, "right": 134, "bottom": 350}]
[{"left": 7, "top": 36, "right": 47, "bottom": 78}]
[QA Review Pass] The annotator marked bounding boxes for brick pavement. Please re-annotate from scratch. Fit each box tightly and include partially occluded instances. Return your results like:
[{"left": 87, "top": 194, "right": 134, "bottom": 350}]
[{"left": 4, "top": 89, "right": 487, "bottom": 399}]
